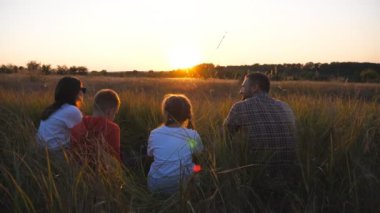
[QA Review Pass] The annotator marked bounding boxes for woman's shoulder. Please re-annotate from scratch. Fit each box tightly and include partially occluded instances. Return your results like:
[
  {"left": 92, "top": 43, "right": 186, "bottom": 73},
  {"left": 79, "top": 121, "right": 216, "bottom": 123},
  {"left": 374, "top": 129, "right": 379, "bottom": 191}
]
[
  {"left": 60, "top": 104, "right": 81, "bottom": 115},
  {"left": 52, "top": 104, "right": 82, "bottom": 122}
]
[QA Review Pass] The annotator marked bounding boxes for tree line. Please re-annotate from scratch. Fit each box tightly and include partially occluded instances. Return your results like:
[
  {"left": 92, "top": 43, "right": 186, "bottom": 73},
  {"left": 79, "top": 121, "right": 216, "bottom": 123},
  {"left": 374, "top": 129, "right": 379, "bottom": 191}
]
[
  {"left": 0, "top": 61, "right": 89, "bottom": 75},
  {"left": 108, "top": 62, "right": 380, "bottom": 82},
  {"left": 1, "top": 61, "right": 380, "bottom": 82},
  {"left": 206, "top": 62, "right": 380, "bottom": 82}
]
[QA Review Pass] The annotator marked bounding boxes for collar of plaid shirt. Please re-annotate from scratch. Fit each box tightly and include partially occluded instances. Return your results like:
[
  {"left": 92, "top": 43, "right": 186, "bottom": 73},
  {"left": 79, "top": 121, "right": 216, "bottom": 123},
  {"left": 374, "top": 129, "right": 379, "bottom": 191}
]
[{"left": 245, "top": 91, "right": 269, "bottom": 100}]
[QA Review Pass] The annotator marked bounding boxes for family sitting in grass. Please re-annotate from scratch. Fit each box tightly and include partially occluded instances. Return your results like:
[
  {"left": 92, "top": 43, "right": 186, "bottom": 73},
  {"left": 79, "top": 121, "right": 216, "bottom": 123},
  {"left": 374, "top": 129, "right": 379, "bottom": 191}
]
[{"left": 36, "top": 72, "right": 297, "bottom": 195}]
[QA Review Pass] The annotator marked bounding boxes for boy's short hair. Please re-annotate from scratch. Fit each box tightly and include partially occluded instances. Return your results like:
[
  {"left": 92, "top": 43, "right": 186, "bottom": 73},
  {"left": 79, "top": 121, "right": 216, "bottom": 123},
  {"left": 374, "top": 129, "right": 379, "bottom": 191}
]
[{"left": 94, "top": 89, "right": 121, "bottom": 112}]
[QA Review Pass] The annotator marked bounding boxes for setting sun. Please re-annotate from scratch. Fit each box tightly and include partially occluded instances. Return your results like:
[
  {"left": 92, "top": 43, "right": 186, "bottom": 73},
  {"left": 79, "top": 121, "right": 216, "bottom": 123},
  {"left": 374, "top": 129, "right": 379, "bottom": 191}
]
[{"left": 168, "top": 46, "right": 202, "bottom": 70}]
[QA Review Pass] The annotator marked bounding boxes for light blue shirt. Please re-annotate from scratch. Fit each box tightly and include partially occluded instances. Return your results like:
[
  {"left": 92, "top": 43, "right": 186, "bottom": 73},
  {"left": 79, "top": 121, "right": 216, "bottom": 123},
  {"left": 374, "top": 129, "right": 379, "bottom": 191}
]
[{"left": 147, "top": 126, "right": 203, "bottom": 179}]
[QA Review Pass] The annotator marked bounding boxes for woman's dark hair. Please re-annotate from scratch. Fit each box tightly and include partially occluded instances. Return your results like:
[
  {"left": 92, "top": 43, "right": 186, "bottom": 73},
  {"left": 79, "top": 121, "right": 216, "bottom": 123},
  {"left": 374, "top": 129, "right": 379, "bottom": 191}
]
[
  {"left": 162, "top": 94, "right": 194, "bottom": 129},
  {"left": 41, "top": 76, "right": 82, "bottom": 120}
]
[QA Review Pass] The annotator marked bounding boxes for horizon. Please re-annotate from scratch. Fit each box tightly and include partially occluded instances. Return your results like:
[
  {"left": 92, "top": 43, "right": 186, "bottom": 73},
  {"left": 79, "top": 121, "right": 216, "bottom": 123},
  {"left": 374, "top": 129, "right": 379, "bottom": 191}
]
[
  {"left": 1, "top": 0, "right": 379, "bottom": 71},
  {"left": 4, "top": 60, "right": 380, "bottom": 73}
]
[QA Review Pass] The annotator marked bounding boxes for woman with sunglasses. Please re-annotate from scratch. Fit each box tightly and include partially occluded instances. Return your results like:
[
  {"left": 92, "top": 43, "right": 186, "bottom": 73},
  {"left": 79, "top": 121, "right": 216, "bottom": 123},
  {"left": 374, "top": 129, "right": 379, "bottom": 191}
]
[{"left": 37, "top": 76, "right": 86, "bottom": 151}]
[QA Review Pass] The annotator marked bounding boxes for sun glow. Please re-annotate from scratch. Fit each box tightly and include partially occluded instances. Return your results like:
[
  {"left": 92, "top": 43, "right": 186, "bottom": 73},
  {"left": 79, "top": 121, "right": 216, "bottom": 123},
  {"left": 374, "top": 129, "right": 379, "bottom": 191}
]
[{"left": 168, "top": 46, "right": 202, "bottom": 70}]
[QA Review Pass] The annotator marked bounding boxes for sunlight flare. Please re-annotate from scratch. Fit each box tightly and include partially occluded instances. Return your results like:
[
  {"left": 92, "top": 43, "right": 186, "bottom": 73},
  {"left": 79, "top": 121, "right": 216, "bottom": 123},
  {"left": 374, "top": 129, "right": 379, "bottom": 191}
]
[{"left": 168, "top": 46, "right": 202, "bottom": 70}]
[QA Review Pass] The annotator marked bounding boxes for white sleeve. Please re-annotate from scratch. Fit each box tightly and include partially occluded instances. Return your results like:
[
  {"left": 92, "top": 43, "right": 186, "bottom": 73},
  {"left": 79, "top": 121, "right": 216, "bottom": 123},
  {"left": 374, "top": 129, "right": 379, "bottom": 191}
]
[
  {"left": 191, "top": 131, "right": 203, "bottom": 154},
  {"left": 147, "top": 133, "right": 154, "bottom": 157},
  {"left": 63, "top": 106, "right": 83, "bottom": 129}
]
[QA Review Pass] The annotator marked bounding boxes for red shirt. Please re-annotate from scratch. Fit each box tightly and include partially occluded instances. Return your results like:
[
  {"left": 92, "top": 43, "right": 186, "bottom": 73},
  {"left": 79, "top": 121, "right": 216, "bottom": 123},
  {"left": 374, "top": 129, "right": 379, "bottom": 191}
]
[{"left": 71, "top": 116, "right": 120, "bottom": 161}]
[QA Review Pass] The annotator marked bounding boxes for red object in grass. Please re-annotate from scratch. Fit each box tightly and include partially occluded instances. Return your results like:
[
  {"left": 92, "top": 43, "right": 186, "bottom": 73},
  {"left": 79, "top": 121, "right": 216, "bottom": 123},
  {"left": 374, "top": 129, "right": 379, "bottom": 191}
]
[{"left": 193, "top": 164, "right": 202, "bottom": 173}]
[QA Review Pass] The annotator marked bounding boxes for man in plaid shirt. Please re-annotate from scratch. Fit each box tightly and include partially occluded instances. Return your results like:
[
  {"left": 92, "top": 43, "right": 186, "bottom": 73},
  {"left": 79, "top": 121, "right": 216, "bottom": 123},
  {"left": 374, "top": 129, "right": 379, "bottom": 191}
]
[{"left": 224, "top": 72, "right": 297, "bottom": 166}]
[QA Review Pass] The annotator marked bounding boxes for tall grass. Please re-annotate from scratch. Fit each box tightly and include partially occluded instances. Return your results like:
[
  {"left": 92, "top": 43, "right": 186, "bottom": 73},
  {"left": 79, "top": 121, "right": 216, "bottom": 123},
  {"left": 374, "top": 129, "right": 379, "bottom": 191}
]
[{"left": 0, "top": 74, "right": 379, "bottom": 212}]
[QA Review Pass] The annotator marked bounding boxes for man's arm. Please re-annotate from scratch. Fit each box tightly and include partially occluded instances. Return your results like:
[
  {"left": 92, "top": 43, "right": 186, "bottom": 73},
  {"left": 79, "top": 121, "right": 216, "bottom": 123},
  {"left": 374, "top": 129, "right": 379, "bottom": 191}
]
[{"left": 223, "top": 103, "right": 241, "bottom": 135}]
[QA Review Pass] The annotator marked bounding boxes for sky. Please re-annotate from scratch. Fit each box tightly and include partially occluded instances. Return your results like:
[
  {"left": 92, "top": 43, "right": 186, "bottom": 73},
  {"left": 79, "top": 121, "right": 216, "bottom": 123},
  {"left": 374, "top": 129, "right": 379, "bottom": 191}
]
[{"left": 0, "top": 0, "right": 379, "bottom": 71}]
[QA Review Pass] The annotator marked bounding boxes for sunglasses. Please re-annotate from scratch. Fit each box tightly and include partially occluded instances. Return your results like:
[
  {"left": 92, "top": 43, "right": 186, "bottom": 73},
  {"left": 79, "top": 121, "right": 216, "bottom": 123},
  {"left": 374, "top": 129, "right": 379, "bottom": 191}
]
[{"left": 80, "top": 87, "right": 87, "bottom": 94}]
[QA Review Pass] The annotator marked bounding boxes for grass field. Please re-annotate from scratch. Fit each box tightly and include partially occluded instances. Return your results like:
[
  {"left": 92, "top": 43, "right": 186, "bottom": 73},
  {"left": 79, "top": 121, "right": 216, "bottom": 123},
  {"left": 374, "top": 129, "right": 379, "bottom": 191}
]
[{"left": 0, "top": 74, "right": 379, "bottom": 212}]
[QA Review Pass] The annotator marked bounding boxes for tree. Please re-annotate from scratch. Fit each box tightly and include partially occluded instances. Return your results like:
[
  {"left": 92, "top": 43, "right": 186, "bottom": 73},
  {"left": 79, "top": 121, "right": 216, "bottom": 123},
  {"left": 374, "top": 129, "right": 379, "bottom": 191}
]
[
  {"left": 27, "top": 61, "right": 41, "bottom": 72},
  {"left": 69, "top": 66, "right": 78, "bottom": 75},
  {"left": 303, "top": 62, "right": 315, "bottom": 70},
  {"left": 0, "top": 64, "right": 14, "bottom": 74},
  {"left": 360, "top": 69, "right": 379, "bottom": 82},
  {"left": 41, "top": 64, "right": 52, "bottom": 75},
  {"left": 77, "top": 66, "right": 88, "bottom": 75},
  {"left": 57, "top": 65, "right": 68, "bottom": 75},
  {"left": 192, "top": 63, "right": 216, "bottom": 79},
  {"left": 100, "top": 70, "right": 107, "bottom": 76}
]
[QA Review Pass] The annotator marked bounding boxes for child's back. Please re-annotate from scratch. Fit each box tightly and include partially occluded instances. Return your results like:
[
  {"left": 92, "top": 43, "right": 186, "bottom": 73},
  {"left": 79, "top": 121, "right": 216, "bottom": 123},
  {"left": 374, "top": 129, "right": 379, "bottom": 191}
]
[
  {"left": 38, "top": 103, "right": 82, "bottom": 150},
  {"left": 147, "top": 94, "right": 203, "bottom": 194},
  {"left": 71, "top": 115, "right": 120, "bottom": 160},
  {"left": 148, "top": 126, "right": 202, "bottom": 178},
  {"left": 70, "top": 89, "right": 121, "bottom": 164}
]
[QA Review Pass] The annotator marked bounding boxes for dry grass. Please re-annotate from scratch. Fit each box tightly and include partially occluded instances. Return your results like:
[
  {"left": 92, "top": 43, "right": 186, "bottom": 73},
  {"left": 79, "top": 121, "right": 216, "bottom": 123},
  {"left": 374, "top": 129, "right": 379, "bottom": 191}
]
[{"left": 0, "top": 74, "right": 379, "bottom": 212}]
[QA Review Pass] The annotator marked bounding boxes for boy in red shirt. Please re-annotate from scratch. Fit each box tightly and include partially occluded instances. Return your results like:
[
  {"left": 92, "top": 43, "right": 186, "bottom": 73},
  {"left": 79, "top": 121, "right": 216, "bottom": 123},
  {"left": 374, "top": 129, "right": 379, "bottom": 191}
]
[{"left": 71, "top": 89, "right": 121, "bottom": 163}]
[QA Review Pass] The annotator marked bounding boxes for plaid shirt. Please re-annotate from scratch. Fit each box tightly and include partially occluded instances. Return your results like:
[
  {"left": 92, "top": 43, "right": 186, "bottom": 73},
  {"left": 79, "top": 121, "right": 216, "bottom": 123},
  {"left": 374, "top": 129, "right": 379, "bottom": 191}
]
[{"left": 224, "top": 92, "right": 297, "bottom": 165}]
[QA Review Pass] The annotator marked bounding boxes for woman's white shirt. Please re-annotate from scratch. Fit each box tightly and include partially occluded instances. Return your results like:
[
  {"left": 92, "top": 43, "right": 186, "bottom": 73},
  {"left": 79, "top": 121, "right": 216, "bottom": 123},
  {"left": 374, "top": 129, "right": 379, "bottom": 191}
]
[{"left": 37, "top": 104, "right": 82, "bottom": 150}]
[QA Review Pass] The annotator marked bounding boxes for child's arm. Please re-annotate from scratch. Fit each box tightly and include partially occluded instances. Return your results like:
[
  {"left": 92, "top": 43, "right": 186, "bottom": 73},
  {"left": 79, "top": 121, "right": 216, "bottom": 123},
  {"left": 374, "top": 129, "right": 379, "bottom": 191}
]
[
  {"left": 147, "top": 133, "right": 154, "bottom": 157},
  {"left": 190, "top": 131, "right": 203, "bottom": 165},
  {"left": 109, "top": 125, "right": 121, "bottom": 161}
]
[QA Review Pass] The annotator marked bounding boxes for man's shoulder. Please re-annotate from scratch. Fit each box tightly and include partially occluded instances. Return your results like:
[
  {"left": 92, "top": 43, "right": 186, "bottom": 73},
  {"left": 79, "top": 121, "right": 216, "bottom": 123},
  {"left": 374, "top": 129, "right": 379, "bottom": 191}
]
[
  {"left": 273, "top": 99, "right": 292, "bottom": 110},
  {"left": 231, "top": 100, "right": 247, "bottom": 109},
  {"left": 232, "top": 97, "right": 262, "bottom": 110}
]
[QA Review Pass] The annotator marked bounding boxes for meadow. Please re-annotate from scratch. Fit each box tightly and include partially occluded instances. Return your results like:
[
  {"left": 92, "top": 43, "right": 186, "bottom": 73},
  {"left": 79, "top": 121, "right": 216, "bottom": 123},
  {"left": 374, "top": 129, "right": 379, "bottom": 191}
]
[{"left": 0, "top": 74, "right": 379, "bottom": 212}]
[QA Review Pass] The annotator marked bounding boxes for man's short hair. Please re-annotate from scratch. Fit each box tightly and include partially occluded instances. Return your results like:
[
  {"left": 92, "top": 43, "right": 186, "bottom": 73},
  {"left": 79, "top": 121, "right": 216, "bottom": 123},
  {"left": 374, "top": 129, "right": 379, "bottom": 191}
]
[
  {"left": 94, "top": 89, "right": 121, "bottom": 112},
  {"left": 246, "top": 72, "right": 270, "bottom": 93}
]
